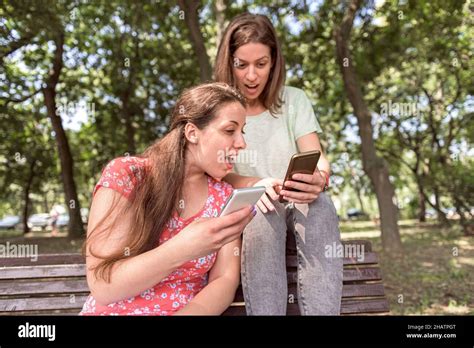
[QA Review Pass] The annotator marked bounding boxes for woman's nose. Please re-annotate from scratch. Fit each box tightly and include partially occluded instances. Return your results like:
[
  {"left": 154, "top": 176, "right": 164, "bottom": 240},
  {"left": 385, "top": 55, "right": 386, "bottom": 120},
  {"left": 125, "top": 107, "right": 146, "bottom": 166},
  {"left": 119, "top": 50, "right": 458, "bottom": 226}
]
[
  {"left": 235, "top": 134, "right": 246, "bottom": 149},
  {"left": 246, "top": 66, "right": 257, "bottom": 81}
]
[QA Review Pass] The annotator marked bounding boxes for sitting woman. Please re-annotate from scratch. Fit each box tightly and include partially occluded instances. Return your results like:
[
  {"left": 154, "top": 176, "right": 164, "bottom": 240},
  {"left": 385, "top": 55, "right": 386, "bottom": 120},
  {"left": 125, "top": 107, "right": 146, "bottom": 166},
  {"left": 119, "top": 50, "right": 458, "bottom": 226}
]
[{"left": 80, "top": 83, "right": 255, "bottom": 316}]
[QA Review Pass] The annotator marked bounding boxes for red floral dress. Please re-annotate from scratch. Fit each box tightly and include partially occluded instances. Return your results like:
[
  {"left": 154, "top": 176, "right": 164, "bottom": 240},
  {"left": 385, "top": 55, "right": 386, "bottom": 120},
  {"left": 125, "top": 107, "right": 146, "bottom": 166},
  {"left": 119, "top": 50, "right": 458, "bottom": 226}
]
[{"left": 79, "top": 156, "right": 233, "bottom": 315}]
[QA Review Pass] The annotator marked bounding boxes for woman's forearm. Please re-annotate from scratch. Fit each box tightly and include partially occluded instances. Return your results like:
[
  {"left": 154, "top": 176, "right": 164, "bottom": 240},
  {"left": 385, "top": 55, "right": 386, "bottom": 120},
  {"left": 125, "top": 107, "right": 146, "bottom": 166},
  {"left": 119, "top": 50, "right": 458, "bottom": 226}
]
[
  {"left": 88, "top": 238, "right": 189, "bottom": 306},
  {"left": 173, "top": 276, "right": 239, "bottom": 315},
  {"left": 317, "top": 152, "right": 331, "bottom": 176},
  {"left": 223, "top": 172, "right": 260, "bottom": 188}
]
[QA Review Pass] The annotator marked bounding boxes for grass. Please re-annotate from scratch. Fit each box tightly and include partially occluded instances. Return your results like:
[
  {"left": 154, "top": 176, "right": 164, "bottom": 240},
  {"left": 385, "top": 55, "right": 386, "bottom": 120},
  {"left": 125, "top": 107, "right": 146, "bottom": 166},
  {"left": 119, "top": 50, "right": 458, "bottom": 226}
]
[
  {"left": 0, "top": 229, "right": 84, "bottom": 254},
  {"left": 340, "top": 219, "right": 474, "bottom": 315},
  {"left": 2, "top": 220, "right": 473, "bottom": 315}
]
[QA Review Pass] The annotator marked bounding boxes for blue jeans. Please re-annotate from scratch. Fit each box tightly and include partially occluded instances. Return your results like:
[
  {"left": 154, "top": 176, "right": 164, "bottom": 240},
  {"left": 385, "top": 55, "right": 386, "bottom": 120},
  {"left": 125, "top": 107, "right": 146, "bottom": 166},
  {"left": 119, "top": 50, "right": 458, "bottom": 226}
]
[{"left": 241, "top": 192, "right": 343, "bottom": 315}]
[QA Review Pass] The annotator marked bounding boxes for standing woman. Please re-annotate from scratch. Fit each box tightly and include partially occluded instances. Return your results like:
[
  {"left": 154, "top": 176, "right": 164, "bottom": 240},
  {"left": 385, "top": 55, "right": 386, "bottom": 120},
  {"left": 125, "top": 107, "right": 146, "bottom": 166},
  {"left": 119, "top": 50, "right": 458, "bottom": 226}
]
[{"left": 215, "top": 13, "right": 343, "bottom": 315}]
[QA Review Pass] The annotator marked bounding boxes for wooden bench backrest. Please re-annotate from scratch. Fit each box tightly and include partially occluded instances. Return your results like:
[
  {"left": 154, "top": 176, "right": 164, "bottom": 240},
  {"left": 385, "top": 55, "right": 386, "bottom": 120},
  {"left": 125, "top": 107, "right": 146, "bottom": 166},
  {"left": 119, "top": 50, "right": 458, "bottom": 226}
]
[{"left": 0, "top": 238, "right": 389, "bottom": 315}]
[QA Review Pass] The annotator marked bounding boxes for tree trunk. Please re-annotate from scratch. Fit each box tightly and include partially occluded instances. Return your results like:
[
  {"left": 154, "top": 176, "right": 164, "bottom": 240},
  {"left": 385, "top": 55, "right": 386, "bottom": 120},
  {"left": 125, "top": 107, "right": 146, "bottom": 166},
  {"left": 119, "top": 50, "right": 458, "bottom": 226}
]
[
  {"left": 43, "top": 194, "right": 49, "bottom": 214},
  {"left": 452, "top": 194, "right": 473, "bottom": 236},
  {"left": 178, "top": 0, "right": 212, "bottom": 82},
  {"left": 415, "top": 171, "right": 427, "bottom": 222},
  {"left": 22, "top": 159, "right": 36, "bottom": 235},
  {"left": 353, "top": 180, "right": 365, "bottom": 212},
  {"left": 120, "top": 90, "right": 136, "bottom": 154},
  {"left": 417, "top": 179, "right": 449, "bottom": 225},
  {"left": 42, "top": 31, "right": 84, "bottom": 238},
  {"left": 418, "top": 187, "right": 426, "bottom": 222},
  {"left": 333, "top": 0, "right": 402, "bottom": 254},
  {"left": 433, "top": 186, "right": 449, "bottom": 225}
]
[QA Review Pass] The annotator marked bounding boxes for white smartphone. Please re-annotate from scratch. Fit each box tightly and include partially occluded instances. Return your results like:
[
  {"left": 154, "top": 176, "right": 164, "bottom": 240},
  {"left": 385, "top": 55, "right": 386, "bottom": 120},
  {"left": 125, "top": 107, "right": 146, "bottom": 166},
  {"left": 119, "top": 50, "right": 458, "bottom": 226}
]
[{"left": 219, "top": 186, "right": 266, "bottom": 216}]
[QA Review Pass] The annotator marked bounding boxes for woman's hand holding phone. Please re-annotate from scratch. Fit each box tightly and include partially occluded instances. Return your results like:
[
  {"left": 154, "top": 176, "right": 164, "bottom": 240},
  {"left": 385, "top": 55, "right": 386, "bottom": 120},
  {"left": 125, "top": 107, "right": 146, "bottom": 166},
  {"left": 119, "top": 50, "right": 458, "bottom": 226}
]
[
  {"left": 279, "top": 170, "right": 326, "bottom": 204},
  {"left": 251, "top": 178, "right": 283, "bottom": 213},
  {"left": 170, "top": 206, "right": 255, "bottom": 261},
  {"left": 277, "top": 150, "right": 325, "bottom": 204}
]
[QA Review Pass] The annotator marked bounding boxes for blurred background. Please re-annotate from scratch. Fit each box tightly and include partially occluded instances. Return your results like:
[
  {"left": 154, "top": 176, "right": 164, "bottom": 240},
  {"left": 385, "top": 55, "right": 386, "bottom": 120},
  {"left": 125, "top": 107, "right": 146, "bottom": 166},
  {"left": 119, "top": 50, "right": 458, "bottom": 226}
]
[{"left": 0, "top": 0, "right": 472, "bottom": 314}]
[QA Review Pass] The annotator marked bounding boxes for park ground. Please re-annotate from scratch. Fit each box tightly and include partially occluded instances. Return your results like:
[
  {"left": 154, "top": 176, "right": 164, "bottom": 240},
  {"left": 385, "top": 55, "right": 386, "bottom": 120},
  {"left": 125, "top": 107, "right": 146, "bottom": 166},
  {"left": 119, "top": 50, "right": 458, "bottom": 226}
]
[{"left": 1, "top": 219, "right": 473, "bottom": 315}]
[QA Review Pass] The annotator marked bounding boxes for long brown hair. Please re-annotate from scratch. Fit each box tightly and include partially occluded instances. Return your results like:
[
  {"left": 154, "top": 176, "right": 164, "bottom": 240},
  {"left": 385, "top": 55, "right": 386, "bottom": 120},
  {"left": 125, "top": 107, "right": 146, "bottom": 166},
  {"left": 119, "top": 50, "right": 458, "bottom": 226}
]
[
  {"left": 84, "top": 83, "right": 247, "bottom": 282},
  {"left": 214, "top": 13, "right": 285, "bottom": 116}
]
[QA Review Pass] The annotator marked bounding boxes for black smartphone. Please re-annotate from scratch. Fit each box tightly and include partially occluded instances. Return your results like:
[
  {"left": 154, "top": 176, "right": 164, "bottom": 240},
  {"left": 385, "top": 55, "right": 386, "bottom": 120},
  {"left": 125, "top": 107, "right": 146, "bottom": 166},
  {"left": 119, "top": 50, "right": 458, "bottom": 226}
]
[{"left": 278, "top": 150, "right": 321, "bottom": 203}]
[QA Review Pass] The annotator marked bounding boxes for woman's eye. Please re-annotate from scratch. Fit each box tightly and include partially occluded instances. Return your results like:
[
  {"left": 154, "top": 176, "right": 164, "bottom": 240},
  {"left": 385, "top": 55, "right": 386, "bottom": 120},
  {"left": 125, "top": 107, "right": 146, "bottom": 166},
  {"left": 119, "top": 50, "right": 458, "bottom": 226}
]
[
  {"left": 226, "top": 129, "right": 235, "bottom": 134},
  {"left": 258, "top": 63, "right": 267, "bottom": 68}
]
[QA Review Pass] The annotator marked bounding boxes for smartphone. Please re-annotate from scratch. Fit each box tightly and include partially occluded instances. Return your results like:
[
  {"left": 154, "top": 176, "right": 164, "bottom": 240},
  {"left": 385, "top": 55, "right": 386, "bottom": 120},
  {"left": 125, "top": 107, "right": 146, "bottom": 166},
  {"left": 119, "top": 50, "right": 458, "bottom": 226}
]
[
  {"left": 278, "top": 150, "right": 321, "bottom": 203},
  {"left": 220, "top": 186, "right": 266, "bottom": 216}
]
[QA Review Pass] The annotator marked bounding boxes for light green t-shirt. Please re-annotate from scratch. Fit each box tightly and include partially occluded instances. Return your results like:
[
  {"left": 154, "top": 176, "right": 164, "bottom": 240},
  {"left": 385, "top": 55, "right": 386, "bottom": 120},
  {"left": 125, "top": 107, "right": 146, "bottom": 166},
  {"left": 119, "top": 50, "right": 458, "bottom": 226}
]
[{"left": 233, "top": 86, "right": 323, "bottom": 179}]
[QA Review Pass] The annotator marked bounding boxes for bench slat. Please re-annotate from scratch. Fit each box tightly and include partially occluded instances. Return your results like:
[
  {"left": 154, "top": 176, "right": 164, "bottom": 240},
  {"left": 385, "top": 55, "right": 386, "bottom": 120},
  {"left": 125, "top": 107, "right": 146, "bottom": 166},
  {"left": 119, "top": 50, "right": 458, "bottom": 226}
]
[
  {"left": 1, "top": 252, "right": 378, "bottom": 267},
  {"left": 1, "top": 277, "right": 385, "bottom": 299},
  {"left": 2, "top": 261, "right": 381, "bottom": 283},
  {"left": 0, "top": 279, "right": 89, "bottom": 296},
  {"left": 0, "top": 295, "right": 88, "bottom": 313},
  {"left": 2, "top": 266, "right": 382, "bottom": 284},
  {"left": 0, "top": 253, "right": 85, "bottom": 267},
  {"left": 222, "top": 297, "right": 390, "bottom": 316},
  {"left": 0, "top": 264, "right": 87, "bottom": 280},
  {"left": 339, "top": 298, "right": 390, "bottom": 314},
  {"left": 342, "top": 267, "right": 382, "bottom": 282}
]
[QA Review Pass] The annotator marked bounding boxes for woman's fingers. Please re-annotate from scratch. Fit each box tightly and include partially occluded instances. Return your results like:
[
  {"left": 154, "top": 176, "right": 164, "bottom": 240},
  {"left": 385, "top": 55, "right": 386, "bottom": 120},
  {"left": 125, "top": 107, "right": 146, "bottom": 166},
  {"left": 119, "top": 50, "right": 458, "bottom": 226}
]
[
  {"left": 274, "top": 184, "right": 283, "bottom": 195},
  {"left": 280, "top": 189, "right": 318, "bottom": 204},
  {"left": 260, "top": 193, "right": 276, "bottom": 212},
  {"left": 291, "top": 173, "right": 316, "bottom": 185},
  {"left": 265, "top": 185, "right": 280, "bottom": 201},
  {"left": 284, "top": 179, "right": 319, "bottom": 194},
  {"left": 218, "top": 208, "right": 255, "bottom": 245},
  {"left": 280, "top": 172, "right": 323, "bottom": 205},
  {"left": 256, "top": 199, "right": 268, "bottom": 213},
  {"left": 214, "top": 205, "right": 253, "bottom": 229}
]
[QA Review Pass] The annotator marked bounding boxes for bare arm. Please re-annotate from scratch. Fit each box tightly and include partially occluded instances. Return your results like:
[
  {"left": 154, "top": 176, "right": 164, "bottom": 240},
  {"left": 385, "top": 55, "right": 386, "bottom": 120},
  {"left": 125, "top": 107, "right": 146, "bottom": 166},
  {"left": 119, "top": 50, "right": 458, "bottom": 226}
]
[
  {"left": 223, "top": 172, "right": 260, "bottom": 189},
  {"left": 173, "top": 237, "right": 242, "bottom": 315}
]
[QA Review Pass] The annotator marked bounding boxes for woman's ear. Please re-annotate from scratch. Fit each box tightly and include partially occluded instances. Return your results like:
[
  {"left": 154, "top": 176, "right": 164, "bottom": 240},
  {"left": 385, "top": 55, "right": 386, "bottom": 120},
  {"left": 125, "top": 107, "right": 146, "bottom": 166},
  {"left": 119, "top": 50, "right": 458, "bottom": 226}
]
[{"left": 184, "top": 123, "right": 199, "bottom": 144}]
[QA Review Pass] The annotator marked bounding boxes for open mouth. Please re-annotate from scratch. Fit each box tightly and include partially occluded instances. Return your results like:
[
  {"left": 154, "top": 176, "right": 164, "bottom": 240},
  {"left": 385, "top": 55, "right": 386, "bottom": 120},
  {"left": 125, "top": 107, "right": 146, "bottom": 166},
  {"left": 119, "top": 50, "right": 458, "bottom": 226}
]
[
  {"left": 226, "top": 155, "right": 237, "bottom": 163},
  {"left": 244, "top": 84, "right": 259, "bottom": 93},
  {"left": 225, "top": 154, "right": 236, "bottom": 169}
]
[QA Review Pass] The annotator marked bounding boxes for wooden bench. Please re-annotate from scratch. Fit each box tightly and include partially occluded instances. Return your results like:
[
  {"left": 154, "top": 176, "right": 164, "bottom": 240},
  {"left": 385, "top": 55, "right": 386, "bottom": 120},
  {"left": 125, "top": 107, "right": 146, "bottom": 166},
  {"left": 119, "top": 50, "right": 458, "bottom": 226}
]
[{"left": 0, "top": 235, "right": 389, "bottom": 315}]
